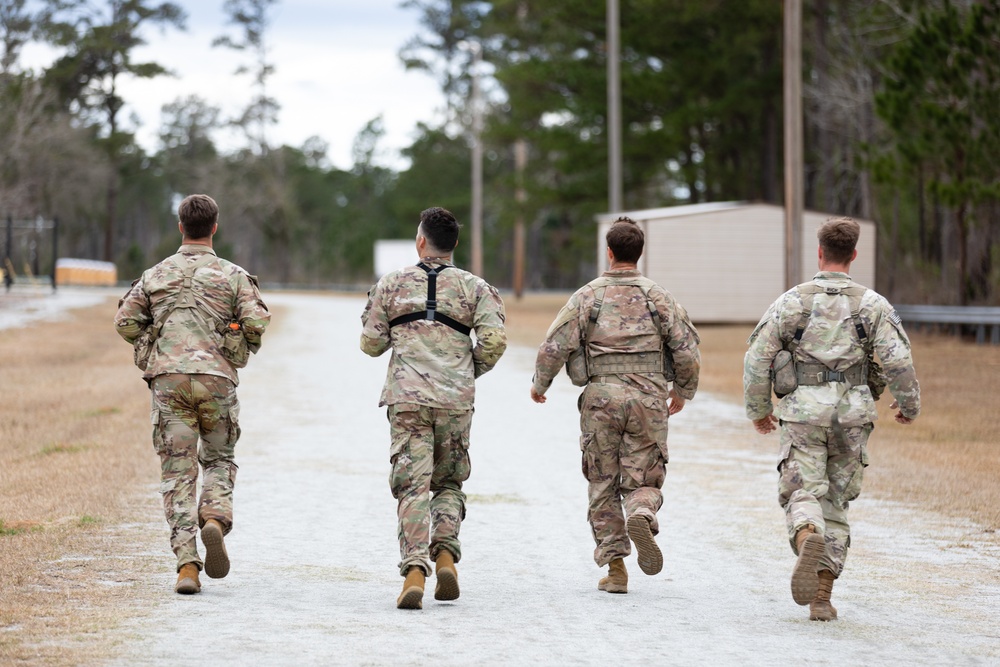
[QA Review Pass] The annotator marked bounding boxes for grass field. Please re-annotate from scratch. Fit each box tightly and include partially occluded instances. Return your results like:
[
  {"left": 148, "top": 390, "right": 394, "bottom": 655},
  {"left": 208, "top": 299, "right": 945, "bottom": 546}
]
[{"left": 1, "top": 291, "right": 998, "bottom": 664}]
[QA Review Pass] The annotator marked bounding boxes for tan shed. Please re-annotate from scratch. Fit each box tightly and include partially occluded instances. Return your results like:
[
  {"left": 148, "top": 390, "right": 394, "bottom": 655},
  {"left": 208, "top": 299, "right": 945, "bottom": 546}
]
[{"left": 595, "top": 202, "right": 877, "bottom": 323}]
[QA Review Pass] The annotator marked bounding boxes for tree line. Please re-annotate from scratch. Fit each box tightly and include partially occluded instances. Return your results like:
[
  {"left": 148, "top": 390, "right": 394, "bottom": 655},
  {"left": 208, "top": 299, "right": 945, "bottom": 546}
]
[{"left": 1, "top": 0, "right": 998, "bottom": 303}]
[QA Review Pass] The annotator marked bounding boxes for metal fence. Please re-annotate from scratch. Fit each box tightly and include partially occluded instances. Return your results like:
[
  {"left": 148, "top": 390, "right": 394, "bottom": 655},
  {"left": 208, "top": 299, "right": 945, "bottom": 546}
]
[
  {"left": 3, "top": 215, "right": 58, "bottom": 292},
  {"left": 895, "top": 305, "right": 1000, "bottom": 345}
]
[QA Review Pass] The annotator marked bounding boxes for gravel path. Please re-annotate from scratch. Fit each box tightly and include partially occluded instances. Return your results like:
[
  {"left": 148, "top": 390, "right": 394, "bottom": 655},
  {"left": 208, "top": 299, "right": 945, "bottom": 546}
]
[{"left": 107, "top": 292, "right": 1000, "bottom": 666}]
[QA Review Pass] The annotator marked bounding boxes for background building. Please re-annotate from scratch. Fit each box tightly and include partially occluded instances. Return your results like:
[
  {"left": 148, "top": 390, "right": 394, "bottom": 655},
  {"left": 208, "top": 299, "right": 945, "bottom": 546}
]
[{"left": 595, "top": 202, "right": 876, "bottom": 323}]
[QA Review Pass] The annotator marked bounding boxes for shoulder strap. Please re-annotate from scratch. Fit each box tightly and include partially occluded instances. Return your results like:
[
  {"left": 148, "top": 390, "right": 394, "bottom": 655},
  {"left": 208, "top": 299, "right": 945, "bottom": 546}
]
[
  {"left": 388, "top": 263, "right": 472, "bottom": 336},
  {"left": 787, "top": 284, "right": 820, "bottom": 355},
  {"left": 841, "top": 284, "right": 871, "bottom": 351},
  {"left": 581, "top": 286, "right": 608, "bottom": 345}
]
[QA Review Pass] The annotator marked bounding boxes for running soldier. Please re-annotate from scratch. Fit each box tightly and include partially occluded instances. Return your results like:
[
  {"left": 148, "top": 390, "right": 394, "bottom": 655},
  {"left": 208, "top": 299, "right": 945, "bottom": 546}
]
[
  {"left": 361, "top": 206, "right": 507, "bottom": 610},
  {"left": 115, "top": 194, "right": 270, "bottom": 595},
  {"left": 531, "top": 217, "right": 700, "bottom": 594},
  {"left": 744, "top": 216, "right": 920, "bottom": 620}
]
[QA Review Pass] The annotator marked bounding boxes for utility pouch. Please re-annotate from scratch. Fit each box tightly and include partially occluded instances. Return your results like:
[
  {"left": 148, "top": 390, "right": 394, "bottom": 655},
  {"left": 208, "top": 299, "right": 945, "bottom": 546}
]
[
  {"left": 662, "top": 345, "right": 676, "bottom": 382},
  {"left": 220, "top": 322, "right": 250, "bottom": 368},
  {"left": 566, "top": 347, "right": 589, "bottom": 387},
  {"left": 133, "top": 328, "right": 154, "bottom": 371},
  {"left": 867, "top": 358, "right": 887, "bottom": 400},
  {"left": 771, "top": 349, "right": 797, "bottom": 398}
]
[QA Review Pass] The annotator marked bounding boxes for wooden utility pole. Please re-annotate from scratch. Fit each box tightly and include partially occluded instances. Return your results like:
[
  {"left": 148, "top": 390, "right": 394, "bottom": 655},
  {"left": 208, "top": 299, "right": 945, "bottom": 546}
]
[
  {"left": 607, "top": 0, "right": 623, "bottom": 214},
  {"left": 470, "top": 41, "right": 484, "bottom": 277},
  {"left": 783, "top": 0, "right": 804, "bottom": 289},
  {"left": 513, "top": 139, "right": 527, "bottom": 299}
]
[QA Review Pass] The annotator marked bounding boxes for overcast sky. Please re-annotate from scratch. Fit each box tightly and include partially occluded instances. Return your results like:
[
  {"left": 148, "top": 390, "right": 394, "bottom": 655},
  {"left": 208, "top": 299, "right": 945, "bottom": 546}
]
[{"left": 22, "top": 0, "right": 446, "bottom": 171}]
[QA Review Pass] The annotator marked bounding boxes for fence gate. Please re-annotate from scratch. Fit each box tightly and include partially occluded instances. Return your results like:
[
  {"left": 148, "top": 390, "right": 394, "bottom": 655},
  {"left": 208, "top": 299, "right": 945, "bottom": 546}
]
[{"left": 3, "top": 215, "right": 58, "bottom": 291}]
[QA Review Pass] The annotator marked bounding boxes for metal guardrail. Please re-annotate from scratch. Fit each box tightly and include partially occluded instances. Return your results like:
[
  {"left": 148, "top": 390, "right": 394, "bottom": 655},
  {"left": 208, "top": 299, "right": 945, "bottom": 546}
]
[{"left": 894, "top": 305, "right": 1000, "bottom": 345}]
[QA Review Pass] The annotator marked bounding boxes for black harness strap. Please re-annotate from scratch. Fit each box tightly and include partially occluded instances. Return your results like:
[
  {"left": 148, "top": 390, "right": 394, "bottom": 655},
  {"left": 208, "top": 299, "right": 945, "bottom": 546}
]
[{"left": 388, "top": 263, "right": 472, "bottom": 336}]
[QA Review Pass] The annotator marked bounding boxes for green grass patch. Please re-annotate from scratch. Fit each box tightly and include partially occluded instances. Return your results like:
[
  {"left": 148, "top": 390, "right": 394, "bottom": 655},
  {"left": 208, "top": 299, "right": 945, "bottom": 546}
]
[
  {"left": 39, "top": 443, "right": 86, "bottom": 456},
  {"left": 0, "top": 520, "right": 25, "bottom": 536},
  {"left": 78, "top": 515, "right": 101, "bottom": 527},
  {"left": 81, "top": 406, "right": 122, "bottom": 418}
]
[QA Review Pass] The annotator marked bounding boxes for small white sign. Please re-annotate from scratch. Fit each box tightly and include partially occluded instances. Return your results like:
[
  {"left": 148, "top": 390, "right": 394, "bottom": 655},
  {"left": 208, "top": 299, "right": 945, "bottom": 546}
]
[{"left": 374, "top": 240, "right": 416, "bottom": 279}]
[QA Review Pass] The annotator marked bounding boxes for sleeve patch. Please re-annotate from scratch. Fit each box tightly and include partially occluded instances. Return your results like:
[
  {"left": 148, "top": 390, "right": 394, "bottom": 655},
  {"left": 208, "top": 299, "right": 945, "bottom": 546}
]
[{"left": 889, "top": 309, "right": 902, "bottom": 326}]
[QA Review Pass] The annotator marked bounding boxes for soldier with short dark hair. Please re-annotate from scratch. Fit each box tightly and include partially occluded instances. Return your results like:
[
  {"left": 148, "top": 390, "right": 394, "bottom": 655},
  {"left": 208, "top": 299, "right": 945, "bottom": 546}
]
[
  {"left": 115, "top": 193, "right": 270, "bottom": 595},
  {"left": 531, "top": 216, "right": 701, "bottom": 594},
  {"left": 744, "top": 216, "right": 920, "bottom": 621},
  {"left": 361, "top": 206, "right": 507, "bottom": 610}
]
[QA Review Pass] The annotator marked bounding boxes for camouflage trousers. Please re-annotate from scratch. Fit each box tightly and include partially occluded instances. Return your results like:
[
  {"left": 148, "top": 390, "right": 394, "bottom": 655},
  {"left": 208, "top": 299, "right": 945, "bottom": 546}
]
[
  {"left": 387, "top": 403, "right": 472, "bottom": 577},
  {"left": 778, "top": 420, "right": 872, "bottom": 577},
  {"left": 151, "top": 374, "right": 241, "bottom": 571},
  {"left": 579, "top": 381, "right": 669, "bottom": 567}
]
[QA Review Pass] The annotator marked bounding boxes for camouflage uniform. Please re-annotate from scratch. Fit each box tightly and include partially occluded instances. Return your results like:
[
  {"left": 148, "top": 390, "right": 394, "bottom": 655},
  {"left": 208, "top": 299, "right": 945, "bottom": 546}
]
[
  {"left": 361, "top": 259, "right": 506, "bottom": 576},
  {"left": 532, "top": 269, "right": 701, "bottom": 567},
  {"left": 115, "top": 244, "right": 270, "bottom": 571},
  {"left": 744, "top": 271, "right": 920, "bottom": 576}
]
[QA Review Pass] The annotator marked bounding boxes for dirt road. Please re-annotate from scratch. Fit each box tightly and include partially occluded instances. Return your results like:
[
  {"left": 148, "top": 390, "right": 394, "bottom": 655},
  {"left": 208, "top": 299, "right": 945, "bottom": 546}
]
[{"left": 108, "top": 292, "right": 1000, "bottom": 666}]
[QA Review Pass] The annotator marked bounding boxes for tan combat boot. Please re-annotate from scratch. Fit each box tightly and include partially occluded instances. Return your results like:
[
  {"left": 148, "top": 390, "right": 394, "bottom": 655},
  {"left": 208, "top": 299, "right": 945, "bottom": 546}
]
[
  {"left": 201, "top": 518, "right": 230, "bottom": 579},
  {"left": 627, "top": 514, "right": 663, "bottom": 575},
  {"left": 810, "top": 570, "right": 838, "bottom": 621},
  {"left": 598, "top": 558, "right": 628, "bottom": 594},
  {"left": 396, "top": 567, "right": 425, "bottom": 610},
  {"left": 434, "top": 550, "right": 460, "bottom": 601},
  {"left": 791, "top": 524, "right": 825, "bottom": 605},
  {"left": 174, "top": 563, "right": 201, "bottom": 595}
]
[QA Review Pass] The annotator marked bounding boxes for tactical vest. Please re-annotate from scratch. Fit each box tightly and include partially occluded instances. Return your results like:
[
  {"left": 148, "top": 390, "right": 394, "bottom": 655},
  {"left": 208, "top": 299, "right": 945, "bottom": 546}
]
[
  {"left": 133, "top": 254, "right": 217, "bottom": 370},
  {"left": 133, "top": 253, "right": 249, "bottom": 370},
  {"left": 388, "top": 263, "right": 472, "bottom": 336},
  {"left": 783, "top": 282, "right": 871, "bottom": 389},
  {"left": 566, "top": 277, "right": 675, "bottom": 386}
]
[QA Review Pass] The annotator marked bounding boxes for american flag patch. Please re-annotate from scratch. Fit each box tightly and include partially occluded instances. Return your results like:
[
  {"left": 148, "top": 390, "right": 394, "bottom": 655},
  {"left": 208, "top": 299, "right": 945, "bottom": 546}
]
[{"left": 889, "top": 309, "right": 902, "bottom": 325}]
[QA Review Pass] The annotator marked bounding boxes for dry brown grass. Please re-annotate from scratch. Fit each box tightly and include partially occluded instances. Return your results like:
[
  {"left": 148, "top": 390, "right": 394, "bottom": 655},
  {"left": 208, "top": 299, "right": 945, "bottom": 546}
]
[
  {"left": 505, "top": 295, "right": 1000, "bottom": 532},
  {"left": 0, "top": 297, "right": 160, "bottom": 665}
]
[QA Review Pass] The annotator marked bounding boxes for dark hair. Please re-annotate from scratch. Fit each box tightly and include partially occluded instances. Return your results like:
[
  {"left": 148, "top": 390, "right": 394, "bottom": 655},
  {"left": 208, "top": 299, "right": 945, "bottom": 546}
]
[
  {"left": 178, "top": 194, "right": 219, "bottom": 240},
  {"left": 606, "top": 216, "right": 644, "bottom": 264},
  {"left": 419, "top": 207, "right": 460, "bottom": 253},
  {"left": 818, "top": 216, "right": 860, "bottom": 264}
]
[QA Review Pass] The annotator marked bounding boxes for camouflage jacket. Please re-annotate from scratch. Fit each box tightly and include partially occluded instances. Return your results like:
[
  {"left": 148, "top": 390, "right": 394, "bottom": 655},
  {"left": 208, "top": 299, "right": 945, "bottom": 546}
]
[
  {"left": 744, "top": 271, "right": 920, "bottom": 427},
  {"left": 114, "top": 245, "right": 270, "bottom": 385},
  {"left": 532, "top": 269, "right": 701, "bottom": 399},
  {"left": 360, "top": 258, "right": 507, "bottom": 410}
]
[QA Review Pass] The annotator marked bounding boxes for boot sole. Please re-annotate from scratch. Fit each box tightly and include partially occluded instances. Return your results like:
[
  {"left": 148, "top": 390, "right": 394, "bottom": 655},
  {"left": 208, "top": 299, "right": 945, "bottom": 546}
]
[
  {"left": 201, "top": 522, "right": 230, "bottom": 579},
  {"left": 627, "top": 515, "right": 663, "bottom": 576},
  {"left": 791, "top": 533, "right": 825, "bottom": 605},
  {"left": 434, "top": 568, "right": 460, "bottom": 601},
  {"left": 175, "top": 577, "right": 200, "bottom": 595},
  {"left": 598, "top": 582, "right": 628, "bottom": 594},
  {"left": 397, "top": 586, "right": 424, "bottom": 610},
  {"left": 809, "top": 602, "right": 838, "bottom": 621}
]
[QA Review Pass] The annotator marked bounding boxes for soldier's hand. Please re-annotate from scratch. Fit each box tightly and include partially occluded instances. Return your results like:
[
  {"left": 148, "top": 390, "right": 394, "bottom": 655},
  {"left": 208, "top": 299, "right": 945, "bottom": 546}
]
[
  {"left": 752, "top": 414, "right": 778, "bottom": 434},
  {"left": 530, "top": 387, "right": 547, "bottom": 404},
  {"left": 667, "top": 389, "right": 685, "bottom": 415},
  {"left": 888, "top": 399, "right": 913, "bottom": 424}
]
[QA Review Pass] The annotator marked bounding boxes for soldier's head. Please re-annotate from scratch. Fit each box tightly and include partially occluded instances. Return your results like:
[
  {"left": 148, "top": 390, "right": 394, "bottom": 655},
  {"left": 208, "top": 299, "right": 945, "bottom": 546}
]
[
  {"left": 417, "top": 207, "right": 460, "bottom": 256},
  {"left": 606, "top": 217, "right": 644, "bottom": 264},
  {"left": 817, "top": 216, "right": 860, "bottom": 267},
  {"left": 178, "top": 194, "right": 219, "bottom": 240}
]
